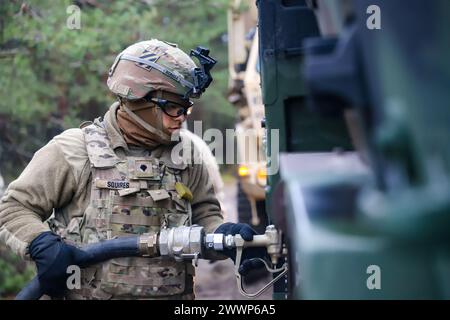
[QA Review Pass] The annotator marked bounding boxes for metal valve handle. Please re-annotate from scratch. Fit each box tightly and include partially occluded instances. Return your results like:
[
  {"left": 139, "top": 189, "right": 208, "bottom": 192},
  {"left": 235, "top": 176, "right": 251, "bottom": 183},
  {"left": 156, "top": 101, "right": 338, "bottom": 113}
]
[
  {"left": 235, "top": 249, "right": 288, "bottom": 298},
  {"left": 230, "top": 227, "right": 288, "bottom": 298}
]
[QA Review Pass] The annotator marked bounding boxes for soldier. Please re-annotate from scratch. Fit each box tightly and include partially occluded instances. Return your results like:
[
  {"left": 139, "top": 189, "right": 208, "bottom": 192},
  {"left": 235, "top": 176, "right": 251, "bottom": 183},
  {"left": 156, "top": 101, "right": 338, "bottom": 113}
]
[{"left": 0, "top": 39, "right": 262, "bottom": 300}]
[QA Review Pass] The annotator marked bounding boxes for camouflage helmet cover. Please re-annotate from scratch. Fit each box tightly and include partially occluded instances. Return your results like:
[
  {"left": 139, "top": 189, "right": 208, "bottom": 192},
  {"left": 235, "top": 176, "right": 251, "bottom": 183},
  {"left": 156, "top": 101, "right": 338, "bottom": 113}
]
[{"left": 107, "top": 39, "right": 199, "bottom": 100}]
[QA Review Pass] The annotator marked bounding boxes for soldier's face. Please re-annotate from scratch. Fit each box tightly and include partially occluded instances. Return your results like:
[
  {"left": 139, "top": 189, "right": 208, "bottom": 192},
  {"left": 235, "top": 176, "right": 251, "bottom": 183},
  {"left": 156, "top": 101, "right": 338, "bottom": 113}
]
[{"left": 162, "top": 111, "right": 186, "bottom": 134}]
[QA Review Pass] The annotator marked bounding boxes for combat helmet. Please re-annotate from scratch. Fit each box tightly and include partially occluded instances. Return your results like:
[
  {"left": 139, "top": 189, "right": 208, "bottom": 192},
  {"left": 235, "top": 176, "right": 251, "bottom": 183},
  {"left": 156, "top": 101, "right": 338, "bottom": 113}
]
[{"left": 107, "top": 39, "right": 217, "bottom": 101}]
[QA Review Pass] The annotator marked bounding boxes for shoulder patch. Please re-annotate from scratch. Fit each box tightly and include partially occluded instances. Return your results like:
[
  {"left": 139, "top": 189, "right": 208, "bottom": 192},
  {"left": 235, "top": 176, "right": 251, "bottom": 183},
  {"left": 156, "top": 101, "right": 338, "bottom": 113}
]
[{"left": 82, "top": 123, "right": 120, "bottom": 168}]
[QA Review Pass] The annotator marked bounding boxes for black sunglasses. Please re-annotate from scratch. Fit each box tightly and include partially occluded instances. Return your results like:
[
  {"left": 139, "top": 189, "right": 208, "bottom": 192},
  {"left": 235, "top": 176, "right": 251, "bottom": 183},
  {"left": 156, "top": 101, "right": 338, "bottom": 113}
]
[{"left": 147, "top": 97, "right": 193, "bottom": 118}]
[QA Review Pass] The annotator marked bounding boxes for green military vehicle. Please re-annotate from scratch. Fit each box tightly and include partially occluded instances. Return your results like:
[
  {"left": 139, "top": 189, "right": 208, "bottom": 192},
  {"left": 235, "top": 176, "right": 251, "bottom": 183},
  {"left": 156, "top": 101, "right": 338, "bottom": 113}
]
[{"left": 256, "top": 0, "right": 450, "bottom": 299}]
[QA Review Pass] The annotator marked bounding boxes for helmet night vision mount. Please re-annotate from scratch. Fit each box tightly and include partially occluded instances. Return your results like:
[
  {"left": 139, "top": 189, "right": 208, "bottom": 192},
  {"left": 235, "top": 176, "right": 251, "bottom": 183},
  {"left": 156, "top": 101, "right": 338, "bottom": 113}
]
[{"left": 189, "top": 46, "right": 217, "bottom": 98}]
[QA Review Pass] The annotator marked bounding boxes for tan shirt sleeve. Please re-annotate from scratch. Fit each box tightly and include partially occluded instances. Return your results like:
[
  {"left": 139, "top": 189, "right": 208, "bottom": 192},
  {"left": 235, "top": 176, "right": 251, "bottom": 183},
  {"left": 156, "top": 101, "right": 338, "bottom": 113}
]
[
  {"left": 187, "top": 161, "right": 224, "bottom": 233},
  {"left": 181, "top": 130, "right": 224, "bottom": 238},
  {"left": 186, "top": 161, "right": 226, "bottom": 260},
  {"left": 0, "top": 129, "right": 85, "bottom": 258}
]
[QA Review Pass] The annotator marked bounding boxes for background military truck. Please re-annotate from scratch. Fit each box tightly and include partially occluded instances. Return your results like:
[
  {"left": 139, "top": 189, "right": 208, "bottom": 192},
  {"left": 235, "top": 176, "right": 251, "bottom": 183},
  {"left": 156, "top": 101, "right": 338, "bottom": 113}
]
[
  {"left": 227, "top": 0, "right": 268, "bottom": 234},
  {"left": 257, "top": 0, "right": 450, "bottom": 299}
]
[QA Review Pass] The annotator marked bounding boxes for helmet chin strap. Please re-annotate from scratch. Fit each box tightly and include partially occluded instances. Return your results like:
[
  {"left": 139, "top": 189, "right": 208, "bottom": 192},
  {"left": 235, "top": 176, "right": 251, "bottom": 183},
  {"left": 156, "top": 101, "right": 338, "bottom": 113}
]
[{"left": 121, "top": 104, "right": 172, "bottom": 142}]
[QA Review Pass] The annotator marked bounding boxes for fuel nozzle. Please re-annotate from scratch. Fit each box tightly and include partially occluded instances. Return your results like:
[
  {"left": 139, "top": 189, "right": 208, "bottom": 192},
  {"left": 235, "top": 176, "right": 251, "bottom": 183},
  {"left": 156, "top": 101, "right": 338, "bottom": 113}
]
[{"left": 204, "top": 224, "right": 284, "bottom": 266}]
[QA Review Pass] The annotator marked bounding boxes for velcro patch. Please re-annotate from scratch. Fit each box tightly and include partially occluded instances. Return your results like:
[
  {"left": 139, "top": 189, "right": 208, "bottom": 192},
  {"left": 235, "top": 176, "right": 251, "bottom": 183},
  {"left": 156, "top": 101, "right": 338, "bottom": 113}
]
[
  {"left": 148, "top": 189, "right": 170, "bottom": 202},
  {"left": 95, "top": 179, "right": 130, "bottom": 189},
  {"left": 118, "top": 188, "right": 140, "bottom": 197},
  {"left": 136, "top": 49, "right": 161, "bottom": 71}
]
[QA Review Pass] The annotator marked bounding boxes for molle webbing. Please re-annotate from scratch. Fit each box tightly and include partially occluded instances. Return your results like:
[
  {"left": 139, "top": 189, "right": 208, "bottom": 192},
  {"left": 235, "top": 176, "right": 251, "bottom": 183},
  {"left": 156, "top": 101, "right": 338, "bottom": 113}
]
[{"left": 74, "top": 122, "right": 193, "bottom": 299}]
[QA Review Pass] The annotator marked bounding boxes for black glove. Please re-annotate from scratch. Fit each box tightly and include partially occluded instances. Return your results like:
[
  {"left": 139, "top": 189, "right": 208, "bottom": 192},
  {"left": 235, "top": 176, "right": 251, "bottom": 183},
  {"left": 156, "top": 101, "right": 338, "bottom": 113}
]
[
  {"left": 28, "top": 231, "right": 91, "bottom": 297},
  {"left": 214, "top": 222, "right": 268, "bottom": 276}
]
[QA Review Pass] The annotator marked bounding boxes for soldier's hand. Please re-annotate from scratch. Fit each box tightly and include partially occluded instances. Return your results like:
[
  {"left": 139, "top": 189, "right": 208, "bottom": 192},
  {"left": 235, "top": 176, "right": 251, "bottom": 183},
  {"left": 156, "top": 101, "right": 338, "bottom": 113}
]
[
  {"left": 214, "top": 222, "right": 268, "bottom": 275},
  {"left": 28, "top": 231, "right": 90, "bottom": 297}
]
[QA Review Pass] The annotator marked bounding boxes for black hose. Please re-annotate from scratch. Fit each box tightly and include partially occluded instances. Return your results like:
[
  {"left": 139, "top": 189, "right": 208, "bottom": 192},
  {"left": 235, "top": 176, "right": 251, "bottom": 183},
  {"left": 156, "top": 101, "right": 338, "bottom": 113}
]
[{"left": 15, "top": 236, "right": 141, "bottom": 300}]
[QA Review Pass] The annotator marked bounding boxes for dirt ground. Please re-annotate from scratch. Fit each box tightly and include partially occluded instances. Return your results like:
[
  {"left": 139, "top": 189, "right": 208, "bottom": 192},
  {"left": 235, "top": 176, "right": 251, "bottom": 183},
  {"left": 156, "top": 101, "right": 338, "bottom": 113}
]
[{"left": 194, "top": 178, "right": 273, "bottom": 300}]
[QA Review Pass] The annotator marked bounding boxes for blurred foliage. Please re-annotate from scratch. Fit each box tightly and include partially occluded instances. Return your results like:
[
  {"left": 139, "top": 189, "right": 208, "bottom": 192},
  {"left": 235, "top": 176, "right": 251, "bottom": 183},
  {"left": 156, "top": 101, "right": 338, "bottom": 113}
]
[
  {"left": 0, "top": 245, "right": 35, "bottom": 299},
  {"left": 0, "top": 0, "right": 238, "bottom": 298},
  {"left": 0, "top": 0, "right": 236, "bottom": 182}
]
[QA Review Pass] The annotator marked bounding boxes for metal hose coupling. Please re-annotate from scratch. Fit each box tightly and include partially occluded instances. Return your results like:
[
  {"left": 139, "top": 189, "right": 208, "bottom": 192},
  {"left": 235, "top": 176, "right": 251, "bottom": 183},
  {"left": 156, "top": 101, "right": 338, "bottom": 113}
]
[
  {"left": 138, "top": 231, "right": 159, "bottom": 257},
  {"left": 138, "top": 226, "right": 205, "bottom": 264},
  {"left": 159, "top": 225, "right": 205, "bottom": 265}
]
